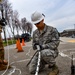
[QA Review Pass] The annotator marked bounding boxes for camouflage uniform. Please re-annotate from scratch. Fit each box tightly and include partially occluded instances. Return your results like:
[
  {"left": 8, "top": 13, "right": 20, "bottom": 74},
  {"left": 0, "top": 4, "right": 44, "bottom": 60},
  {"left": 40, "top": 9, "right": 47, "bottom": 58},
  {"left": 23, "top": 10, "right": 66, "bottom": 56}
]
[
  {"left": 0, "top": 25, "right": 9, "bottom": 71},
  {"left": 0, "top": 25, "right": 4, "bottom": 61},
  {"left": 29, "top": 24, "right": 60, "bottom": 73}
]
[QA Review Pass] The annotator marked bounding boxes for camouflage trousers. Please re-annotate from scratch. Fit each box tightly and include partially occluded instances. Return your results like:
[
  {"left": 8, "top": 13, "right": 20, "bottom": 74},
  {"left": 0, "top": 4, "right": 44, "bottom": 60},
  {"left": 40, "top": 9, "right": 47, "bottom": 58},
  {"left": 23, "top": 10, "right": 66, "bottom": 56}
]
[
  {"left": 29, "top": 49, "right": 58, "bottom": 73},
  {"left": 0, "top": 33, "right": 4, "bottom": 61}
]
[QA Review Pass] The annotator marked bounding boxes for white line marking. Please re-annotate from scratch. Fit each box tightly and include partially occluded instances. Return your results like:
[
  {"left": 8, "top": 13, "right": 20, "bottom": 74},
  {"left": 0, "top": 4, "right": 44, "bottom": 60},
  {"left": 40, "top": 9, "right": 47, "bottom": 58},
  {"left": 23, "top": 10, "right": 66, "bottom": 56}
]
[{"left": 59, "top": 48, "right": 75, "bottom": 60}]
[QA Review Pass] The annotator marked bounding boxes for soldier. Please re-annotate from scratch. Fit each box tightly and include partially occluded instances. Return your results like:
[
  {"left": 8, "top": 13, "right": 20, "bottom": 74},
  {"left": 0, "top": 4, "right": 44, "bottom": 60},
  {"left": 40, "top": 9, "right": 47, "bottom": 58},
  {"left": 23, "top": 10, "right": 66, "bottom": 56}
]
[
  {"left": 0, "top": 19, "right": 10, "bottom": 71},
  {"left": 29, "top": 11, "right": 60, "bottom": 75}
]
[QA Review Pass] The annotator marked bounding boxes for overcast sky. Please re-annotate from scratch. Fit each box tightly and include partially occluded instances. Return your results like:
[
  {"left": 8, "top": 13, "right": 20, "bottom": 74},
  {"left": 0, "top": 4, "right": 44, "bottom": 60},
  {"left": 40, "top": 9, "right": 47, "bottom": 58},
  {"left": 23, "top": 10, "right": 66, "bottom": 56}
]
[{"left": 9, "top": 0, "right": 75, "bottom": 32}]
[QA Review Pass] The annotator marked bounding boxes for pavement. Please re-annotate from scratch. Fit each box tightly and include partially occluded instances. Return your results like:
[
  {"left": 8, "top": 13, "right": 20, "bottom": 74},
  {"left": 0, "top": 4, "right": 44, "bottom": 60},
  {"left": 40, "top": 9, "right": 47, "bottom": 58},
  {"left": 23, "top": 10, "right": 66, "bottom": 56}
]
[{"left": 0, "top": 37, "right": 75, "bottom": 75}]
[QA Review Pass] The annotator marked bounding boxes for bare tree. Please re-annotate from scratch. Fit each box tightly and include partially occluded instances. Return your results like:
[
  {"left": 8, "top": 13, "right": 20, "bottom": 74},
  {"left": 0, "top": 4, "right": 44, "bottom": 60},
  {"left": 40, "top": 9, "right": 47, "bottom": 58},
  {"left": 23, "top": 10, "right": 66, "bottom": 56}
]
[
  {"left": 21, "top": 17, "right": 27, "bottom": 33},
  {"left": 7, "top": 9, "right": 21, "bottom": 38},
  {"left": 21, "top": 17, "right": 33, "bottom": 34},
  {"left": 13, "top": 10, "right": 20, "bottom": 35},
  {"left": 25, "top": 22, "right": 33, "bottom": 34},
  {"left": 8, "top": 9, "right": 15, "bottom": 37},
  {"left": 0, "top": 0, "right": 12, "bottom": 42},
  {"left": 5, "top": 9, "right": 21, "bottom": 38},
  {"left": 1, "top": 0, "right": 32, "bottom": 41}
]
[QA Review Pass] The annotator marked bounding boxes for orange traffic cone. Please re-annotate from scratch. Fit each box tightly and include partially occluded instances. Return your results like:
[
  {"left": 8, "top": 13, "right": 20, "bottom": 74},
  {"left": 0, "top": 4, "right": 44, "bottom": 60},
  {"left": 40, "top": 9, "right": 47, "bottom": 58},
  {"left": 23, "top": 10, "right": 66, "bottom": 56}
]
[
  {"left": 22, "top": 39, "right": 26, "bottom": 46},
  {"left": 17, "top": 39, "right": 24, "bottom": 52}
]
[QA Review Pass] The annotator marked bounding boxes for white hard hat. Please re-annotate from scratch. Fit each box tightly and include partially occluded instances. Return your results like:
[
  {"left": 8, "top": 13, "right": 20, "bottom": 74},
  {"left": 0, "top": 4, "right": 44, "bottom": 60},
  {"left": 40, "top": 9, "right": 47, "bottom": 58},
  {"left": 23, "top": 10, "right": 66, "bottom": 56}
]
[{"left": 31, "top": 11, "right": 45, "bottom": 24}]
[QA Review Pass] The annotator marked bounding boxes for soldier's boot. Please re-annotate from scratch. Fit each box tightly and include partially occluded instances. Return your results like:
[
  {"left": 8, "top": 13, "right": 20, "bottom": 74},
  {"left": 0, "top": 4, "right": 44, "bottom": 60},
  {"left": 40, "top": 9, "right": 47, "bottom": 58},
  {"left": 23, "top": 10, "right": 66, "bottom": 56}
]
[
  {"left": 2, "top": 60, "right": 8, "bottom": 65},
  {"left": 0, "top": 60, "right": 8, "bottom": 65},
  {"left": 0, "top": 64, "right": 7, "bottom": 71},
  {"left": 0, "top": 63, "right": 11, "bottom": 71},
  {"left": 48, "top": 65, "right": 59, "bottom": 75}
]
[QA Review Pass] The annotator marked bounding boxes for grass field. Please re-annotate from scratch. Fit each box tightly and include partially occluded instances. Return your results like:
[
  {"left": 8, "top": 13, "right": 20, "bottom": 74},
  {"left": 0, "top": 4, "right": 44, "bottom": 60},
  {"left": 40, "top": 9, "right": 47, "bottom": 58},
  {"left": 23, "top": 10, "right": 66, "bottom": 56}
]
[{"left": 3, "top": 39, "right": 16, "bottom": 46}]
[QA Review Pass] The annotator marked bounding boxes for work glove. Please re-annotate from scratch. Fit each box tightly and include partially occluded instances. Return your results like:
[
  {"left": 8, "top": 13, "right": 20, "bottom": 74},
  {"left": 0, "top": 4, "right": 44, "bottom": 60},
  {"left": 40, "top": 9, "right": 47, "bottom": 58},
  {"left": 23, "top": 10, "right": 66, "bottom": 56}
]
[
  {"left": 33, "top": 43, "right": 44, "bottom": 50},
  {"left": 38, "top": 45, "right": 44, "bottom": 50},
  {"left": 33, "top": 43, "right": 39, "bottom": 50}
]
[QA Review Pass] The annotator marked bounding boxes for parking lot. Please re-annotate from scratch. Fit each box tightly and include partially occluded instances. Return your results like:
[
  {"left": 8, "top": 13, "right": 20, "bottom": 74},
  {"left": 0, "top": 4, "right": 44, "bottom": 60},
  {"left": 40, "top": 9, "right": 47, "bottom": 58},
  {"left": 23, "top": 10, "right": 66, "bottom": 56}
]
[{"left": 0, "top": 37, "right": 75, "bottom": 75}]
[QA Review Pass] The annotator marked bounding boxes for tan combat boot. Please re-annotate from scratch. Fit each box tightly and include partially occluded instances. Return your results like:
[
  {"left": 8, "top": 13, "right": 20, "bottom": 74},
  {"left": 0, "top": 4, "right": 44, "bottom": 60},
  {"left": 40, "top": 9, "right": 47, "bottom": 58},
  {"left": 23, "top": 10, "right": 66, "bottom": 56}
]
[
  {"left": 0, "top": 63, "right": 11, "bottom": 71},
  {"left": 0, "top": 64, "right": 8, "bottom": 71},
  {"left": 0, "top": 60, "right": 8, "bottom": 65},
  {"left": 48, "top": 65, "right": 59, "bottom": 75}
]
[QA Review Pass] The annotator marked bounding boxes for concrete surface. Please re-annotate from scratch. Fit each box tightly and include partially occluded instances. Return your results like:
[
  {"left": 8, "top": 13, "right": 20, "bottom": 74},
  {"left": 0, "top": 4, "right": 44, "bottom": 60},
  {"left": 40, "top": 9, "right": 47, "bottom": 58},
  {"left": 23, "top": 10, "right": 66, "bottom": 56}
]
[{"left": 0, "top": 37, "right": 75, "bottom": 75}]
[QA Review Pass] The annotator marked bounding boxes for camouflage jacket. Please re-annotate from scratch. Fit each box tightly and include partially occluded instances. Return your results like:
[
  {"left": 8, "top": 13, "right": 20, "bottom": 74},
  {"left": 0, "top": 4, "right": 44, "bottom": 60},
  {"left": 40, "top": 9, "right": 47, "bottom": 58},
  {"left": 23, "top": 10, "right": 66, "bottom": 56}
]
[{"left": 32, "top": 24, "right": 60, "bottom": 50}]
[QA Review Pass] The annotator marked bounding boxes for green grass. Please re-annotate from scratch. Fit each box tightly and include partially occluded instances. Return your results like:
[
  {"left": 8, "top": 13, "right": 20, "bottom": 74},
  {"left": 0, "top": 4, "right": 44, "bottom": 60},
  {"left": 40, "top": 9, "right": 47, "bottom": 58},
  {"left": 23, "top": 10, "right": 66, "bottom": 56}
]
[{"left": 3, "top": 39, "right": 16, "bottom": 46}]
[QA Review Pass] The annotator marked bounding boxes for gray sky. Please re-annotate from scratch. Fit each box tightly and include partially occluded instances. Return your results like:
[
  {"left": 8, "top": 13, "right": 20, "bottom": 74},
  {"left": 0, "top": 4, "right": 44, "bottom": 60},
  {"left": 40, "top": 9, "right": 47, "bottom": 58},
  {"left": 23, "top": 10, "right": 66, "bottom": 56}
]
[{"left": 9, "top": 0, "right": 75, "bottom": 32}]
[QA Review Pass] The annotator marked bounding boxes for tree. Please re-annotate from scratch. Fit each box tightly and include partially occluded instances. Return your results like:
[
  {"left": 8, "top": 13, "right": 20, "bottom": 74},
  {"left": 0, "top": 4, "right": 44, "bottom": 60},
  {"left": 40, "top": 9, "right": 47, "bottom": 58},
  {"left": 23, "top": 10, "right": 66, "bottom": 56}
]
[
  {"left": 0, "top": 0, "right": 12, "bottom": 42},
  {"left": 21, "top": 17, "right": 33, "bottom": 34},
  {"left": 13, "top": 10, "right": 21, "bottom": 35},
  {"left": 25, "top": 22, "right": 33, "bottom": 34},
  {"left": 21, "top": 17, "right": 27, "bottom": 33}
]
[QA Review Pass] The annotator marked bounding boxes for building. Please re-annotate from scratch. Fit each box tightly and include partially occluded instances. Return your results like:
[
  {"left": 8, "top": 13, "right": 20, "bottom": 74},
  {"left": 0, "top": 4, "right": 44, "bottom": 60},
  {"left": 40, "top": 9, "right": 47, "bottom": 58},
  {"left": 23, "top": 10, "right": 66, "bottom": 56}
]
[{"left": 60, "top": 29, "right": 75, "bottom": 38}]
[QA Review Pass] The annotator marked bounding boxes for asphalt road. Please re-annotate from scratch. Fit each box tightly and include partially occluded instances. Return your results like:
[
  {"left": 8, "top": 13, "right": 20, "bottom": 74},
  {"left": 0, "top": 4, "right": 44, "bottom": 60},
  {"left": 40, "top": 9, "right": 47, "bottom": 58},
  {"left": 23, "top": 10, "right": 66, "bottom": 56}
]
[{"left": 0, "top": 37, "right": 75, "bottom": 75}]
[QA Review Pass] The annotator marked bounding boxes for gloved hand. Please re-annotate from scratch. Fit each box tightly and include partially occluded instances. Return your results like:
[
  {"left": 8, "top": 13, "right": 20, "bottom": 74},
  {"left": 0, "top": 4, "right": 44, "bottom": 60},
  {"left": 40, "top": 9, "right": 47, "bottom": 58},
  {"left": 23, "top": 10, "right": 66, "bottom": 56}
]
[
  {"left": 39, "top": 45, "right": 44, "bottom": 50},
  {"left": 33, "top": 43, "right": 44, "bottom": 50},
  {"left": 33, "top": 43, "right": 39, "bottom": 50}
]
